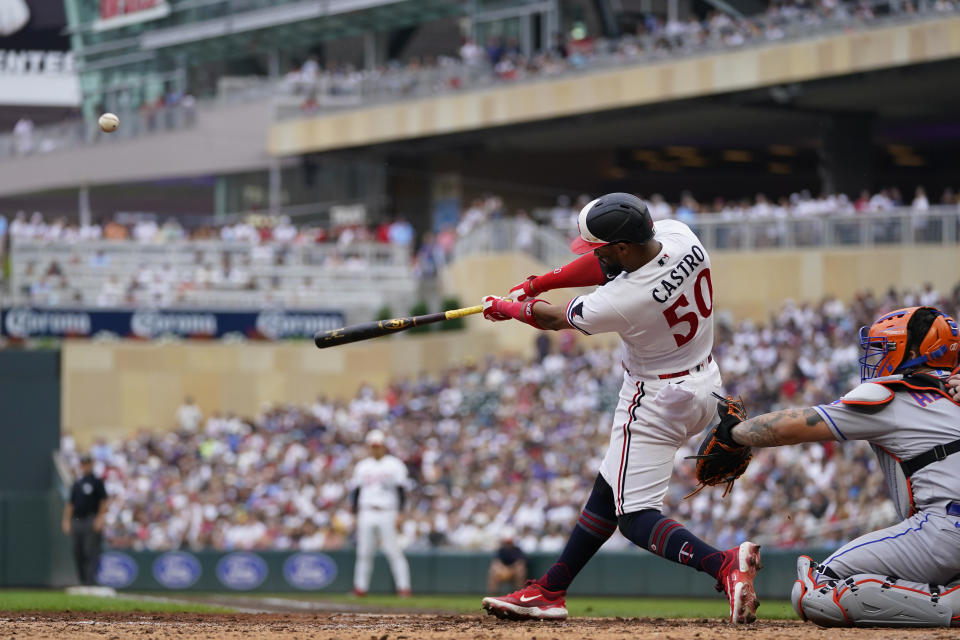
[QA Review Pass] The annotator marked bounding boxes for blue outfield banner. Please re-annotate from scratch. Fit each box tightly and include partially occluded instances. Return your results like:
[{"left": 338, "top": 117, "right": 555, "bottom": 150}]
[
  {"left": 0, "top": 307, "right": 344, "bottom": 340},
  {"left": 91, "top": 548, "right": 824, "bottom": 597}
]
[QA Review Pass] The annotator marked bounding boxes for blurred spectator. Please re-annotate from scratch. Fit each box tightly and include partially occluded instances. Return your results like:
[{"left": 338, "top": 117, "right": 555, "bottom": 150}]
[
  {"left": 176, "top": 396, "right": 203, "bottom": 433},
  {"left": 103, "top": 219, "right": 129, "bottom": 240},
  {"left": 0, "top": 211, "right": 7, "bottom": 262},
  {"left": 487, "top": 529, "right": 528, "bottom": 592},
  {"left": 459, "top": 37, "right": 486, "bottom": 67},
  {"left": 387, "top": 217, "right": 415, "bottom": 247},
  {"left": 12, "top": 116, "right": 34, "bottom": 154}
]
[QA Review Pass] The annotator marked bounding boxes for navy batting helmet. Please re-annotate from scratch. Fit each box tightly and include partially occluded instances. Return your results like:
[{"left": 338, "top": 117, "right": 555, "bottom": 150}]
[{"left": 570, "top": 192, "right": 655, "bottom": 254}]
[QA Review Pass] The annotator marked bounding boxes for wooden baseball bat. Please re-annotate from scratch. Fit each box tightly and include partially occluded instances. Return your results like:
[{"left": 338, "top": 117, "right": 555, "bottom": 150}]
[{"left": 314, "top": 304, "right": 483, "bottom": 349}]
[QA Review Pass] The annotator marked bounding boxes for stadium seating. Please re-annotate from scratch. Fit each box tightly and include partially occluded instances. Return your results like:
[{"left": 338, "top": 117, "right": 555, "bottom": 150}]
[
  {"left": 61, "top": 284, "right": 960, "bottom": 553},
  {"left": 7, "top": 237, "right": 415, "bottom": 320}
]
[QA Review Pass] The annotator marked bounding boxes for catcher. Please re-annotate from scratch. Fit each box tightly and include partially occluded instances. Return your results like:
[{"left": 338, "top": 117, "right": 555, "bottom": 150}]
[{"left": 699, "top": 306, "right": 960, "bottom": 627}]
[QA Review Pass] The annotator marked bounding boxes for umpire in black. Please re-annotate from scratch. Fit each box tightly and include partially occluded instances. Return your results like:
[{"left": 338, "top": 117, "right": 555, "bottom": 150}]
[{"left": 62, "top": 454, "right": 108, "bottom": 585}]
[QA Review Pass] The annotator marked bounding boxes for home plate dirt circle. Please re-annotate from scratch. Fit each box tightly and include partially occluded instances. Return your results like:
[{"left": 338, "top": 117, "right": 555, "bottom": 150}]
[{"left": 2, "top": 612, "right": 955, "bottom": 639}]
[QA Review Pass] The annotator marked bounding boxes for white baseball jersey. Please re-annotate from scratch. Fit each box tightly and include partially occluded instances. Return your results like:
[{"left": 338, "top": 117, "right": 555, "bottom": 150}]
[
  {"left": 562, "top": 220, "right": 722, "bottom": 515},
  {"left": 351, "top": 455, "right": 408, "bottom": 511},
  {"left": 565, "top": 219, "right": 714, "bottom": 377}
]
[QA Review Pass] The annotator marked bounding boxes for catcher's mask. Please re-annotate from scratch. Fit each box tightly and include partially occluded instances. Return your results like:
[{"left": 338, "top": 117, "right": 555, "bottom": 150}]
[{"left": 859, "top": 306, "right": 960, "bottom": 381}]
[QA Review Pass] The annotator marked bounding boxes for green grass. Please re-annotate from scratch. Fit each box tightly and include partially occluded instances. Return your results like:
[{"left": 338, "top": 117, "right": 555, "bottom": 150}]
[
  {"left": 0, "top": 589, "right": 231, "bottom": 613},
  {"left": 248, "top": 593, "right": 799, "bottom": 619},
  {"left": 0, "top": 590, "right": 799, "bottom": 619}
]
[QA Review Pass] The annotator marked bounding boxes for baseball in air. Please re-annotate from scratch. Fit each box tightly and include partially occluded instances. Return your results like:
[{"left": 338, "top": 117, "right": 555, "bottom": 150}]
[{"left": 98, "top": 113, "right": 119, "bottom": 133}]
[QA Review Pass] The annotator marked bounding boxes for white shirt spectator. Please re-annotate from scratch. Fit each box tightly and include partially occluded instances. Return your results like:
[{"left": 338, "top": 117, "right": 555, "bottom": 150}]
[
  {"left": 868, "top": 191, "right": 893, "bottom": 212},
  {"left": 912, "top": 187, "right": 930, "bottom": 212},
  {"left": 13, "top": 117, "right": 34, "bottom": 154},
  {"left": 647, "top": 194, "right": 673, "bottom": 221},
  {"left": 176, "top": 398, "right": 203, "bottom": 432},
  {"left": 272, "top": 217, "right": 297, "bottom": 244},
  {"left": 459, "top": 38, "right": 486, "bottom": 66},
  {"left": 95, "top": 276, "right": 124, "bottom": 307}
]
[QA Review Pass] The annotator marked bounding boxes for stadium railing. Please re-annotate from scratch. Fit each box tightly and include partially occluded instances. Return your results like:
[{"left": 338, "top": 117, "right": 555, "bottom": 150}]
[
  {"left": 452, "top": 217, "right": 573, "bottom": 267},
  {"left": 4, "top": 238, "right": 415, "bottom": 318},
  {"left": 457, "top": 205, "right": 960, "bottom": 263},
  {"left": 694, "top": 205, "right": 960, "bottom": 250}
]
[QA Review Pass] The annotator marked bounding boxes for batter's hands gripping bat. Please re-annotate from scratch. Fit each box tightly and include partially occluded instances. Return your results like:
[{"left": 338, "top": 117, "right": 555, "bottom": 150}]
[{"left": 314, "top": 304, "right": 483, "bottom": 349}]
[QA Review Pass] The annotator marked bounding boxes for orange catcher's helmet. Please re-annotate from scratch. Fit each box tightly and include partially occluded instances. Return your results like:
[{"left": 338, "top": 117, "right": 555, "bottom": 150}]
[{"left": 859, "top": 306, "right": 960, "bottom": 381}]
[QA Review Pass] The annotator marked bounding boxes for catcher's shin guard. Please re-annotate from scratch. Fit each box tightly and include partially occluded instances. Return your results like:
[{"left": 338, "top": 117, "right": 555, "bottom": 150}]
[
  {"left": 792, "top": 556, "right": 849, "bottom": 627},
  {"left": 833, "top": 574, "right": 954, "bottom": 627},
  {"left": 793, "top": 557, "right": 958, "bottom": 628}
]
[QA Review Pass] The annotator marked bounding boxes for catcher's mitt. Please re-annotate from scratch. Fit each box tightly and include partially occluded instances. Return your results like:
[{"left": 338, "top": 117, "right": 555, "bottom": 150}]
[{"left": 685, "top": 393, "right": 752, "bottom": 498}]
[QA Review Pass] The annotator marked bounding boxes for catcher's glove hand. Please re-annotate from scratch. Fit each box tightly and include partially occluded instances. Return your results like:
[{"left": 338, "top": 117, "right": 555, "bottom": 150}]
[{"left": 685, "top": 393, "right": 751, "bottom": 498}]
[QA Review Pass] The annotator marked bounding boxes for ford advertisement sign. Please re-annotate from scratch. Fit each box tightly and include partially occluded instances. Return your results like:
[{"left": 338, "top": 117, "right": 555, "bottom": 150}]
[
  {"left": 283, "top": 552, "right": 337, "bottom": 590},
  {"left": 216, "top": 552, "right": 268, "bottom": 590},
  {"left": 153, "top": 552, "right": 202, "bottom": 589},
  {"left": 96, "top": 551, "right": 138, "bottom": 588}
]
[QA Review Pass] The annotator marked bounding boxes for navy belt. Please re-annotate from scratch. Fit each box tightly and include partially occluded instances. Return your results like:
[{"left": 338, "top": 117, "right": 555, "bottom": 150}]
[{"left": 947, "top": 502, "right": 960, "bottom": 517}]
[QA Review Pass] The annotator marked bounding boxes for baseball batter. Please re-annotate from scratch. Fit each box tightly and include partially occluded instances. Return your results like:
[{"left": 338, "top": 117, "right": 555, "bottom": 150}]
[
  {"left": 726, "top": 306, "right": 960, "bottom": 626},
  {"left": 349, "top": 429, "right": 411, "bottom": 597},
  {"left": 480, "top": 193, "right": 761, "bottom": 623}
]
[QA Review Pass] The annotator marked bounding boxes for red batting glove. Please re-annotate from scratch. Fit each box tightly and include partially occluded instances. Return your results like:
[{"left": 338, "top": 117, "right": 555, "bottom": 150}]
[
  {"left": 482, "top": 295, "right": 546, "bottom": 329},
  {"left": 508, "top": 276, "right": 538, "bottom": 302},
  {"left": 482, "top": 295, "right": 511, "bottom": 321}
]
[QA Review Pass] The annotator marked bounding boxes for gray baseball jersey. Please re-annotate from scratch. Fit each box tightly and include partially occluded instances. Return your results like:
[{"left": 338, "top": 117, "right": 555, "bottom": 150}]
[
  {"left": 811, "top": 378, "right": 960, "bottom": 584},
  {"left": 814, "top": 380, "right": 960, "bottom": 519}
]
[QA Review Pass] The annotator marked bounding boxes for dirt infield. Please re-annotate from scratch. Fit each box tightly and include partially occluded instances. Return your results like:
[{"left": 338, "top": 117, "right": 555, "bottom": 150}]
[{"left": 3, "top": 611, "right": 956, "bottom": 639}]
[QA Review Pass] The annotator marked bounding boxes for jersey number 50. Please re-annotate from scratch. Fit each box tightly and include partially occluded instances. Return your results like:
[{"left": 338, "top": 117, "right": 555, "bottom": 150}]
[{"left": 662, "top": 268, "right": 713, "bottom": 347}]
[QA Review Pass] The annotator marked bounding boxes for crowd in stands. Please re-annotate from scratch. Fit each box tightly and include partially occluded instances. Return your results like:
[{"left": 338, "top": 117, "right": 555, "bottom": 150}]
[
  {"left": 0, "top": 210, "right": 418, "bottom": 248},
  {"left": 2, "top": 184, "right": 958, "bottom": 305},
  {"left": 61, "top": 283, "right": 960, "bottom": 553},
  {"left": 0, "top": 211, "right": 420, "bottom": 307},
  {"left": 282, "top": 0, "right": 959, "bottom": 112}
]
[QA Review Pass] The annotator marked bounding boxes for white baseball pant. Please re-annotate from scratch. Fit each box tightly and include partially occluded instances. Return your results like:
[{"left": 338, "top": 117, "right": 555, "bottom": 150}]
[
  {"left": 599, "top": 360, "right": 722, "bottom": 516},
  {"left": 354, "top": 508, "right": 411, "bottom": 592}
]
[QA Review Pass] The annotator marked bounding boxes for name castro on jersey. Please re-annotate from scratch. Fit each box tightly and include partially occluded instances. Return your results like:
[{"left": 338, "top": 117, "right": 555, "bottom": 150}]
[{"left": 651, "top": 245, "right": 707, "bottom": 304}]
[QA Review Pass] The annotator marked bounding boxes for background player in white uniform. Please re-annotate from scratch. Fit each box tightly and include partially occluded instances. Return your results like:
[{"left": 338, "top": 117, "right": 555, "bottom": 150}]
[
  {"left": 349, "top": 429, "right": 412, "bottom": 597},
  {"left": 479, "top": 193, "right": 761, "bottom": 623},
  {"left": 725, "top": 306, "right": 960, "bottom": 626}
]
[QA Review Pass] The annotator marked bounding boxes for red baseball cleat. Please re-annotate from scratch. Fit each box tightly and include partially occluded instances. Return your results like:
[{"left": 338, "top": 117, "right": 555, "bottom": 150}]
[
  {"left": 717, "top": 541, "right": 762, "bottom": 623},
  {"left": 397, "top": 588, "right": 412, "bottom": 598},
  {"left": 482, "top": 581, "right": 568, "bottom": 621}
]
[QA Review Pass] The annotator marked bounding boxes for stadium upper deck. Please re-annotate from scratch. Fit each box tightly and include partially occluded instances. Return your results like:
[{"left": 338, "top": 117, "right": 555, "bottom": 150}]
[{"left": 2, "top": 0, "right": 959, "bottom": 232}]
